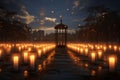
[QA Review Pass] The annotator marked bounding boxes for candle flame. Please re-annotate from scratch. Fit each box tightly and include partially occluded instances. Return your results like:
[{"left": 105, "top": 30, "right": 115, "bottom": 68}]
[
  {"left": 108, "top": 56, "right": 116, "bottom": 71},
  {"left": 24, "top": 70, "right": 28, "bottom": 77},
  {"left": 30, "top": 54, "right": 35, "bottom": 69},
  {"left": 13, "top": 55, "right": 19, "bottom": 70}
]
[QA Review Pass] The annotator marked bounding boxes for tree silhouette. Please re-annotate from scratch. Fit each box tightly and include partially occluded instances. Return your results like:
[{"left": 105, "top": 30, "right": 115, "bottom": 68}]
[
  {"left": 82, "top": 5, "right": 120, "bottom": 43},
  {"left": 0, "top": 7, "right": 31, "bottom": 42}
]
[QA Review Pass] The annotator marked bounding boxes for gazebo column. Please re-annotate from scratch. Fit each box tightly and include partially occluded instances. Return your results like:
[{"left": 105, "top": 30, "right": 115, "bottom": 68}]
[
  {"left": 65, "top": 29, "right": 67, "bottom": 46},
  {"left": 55, "top": 29, "right": 58, "bottom": 46}
]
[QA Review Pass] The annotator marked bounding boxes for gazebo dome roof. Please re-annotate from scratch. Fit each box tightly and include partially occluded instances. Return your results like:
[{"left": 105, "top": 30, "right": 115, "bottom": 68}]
[
  {"left": 54, "top": 18, "right": 68, "bottom": 29},
  {"left": 55, "top": 23, "right": 68, "bottom": 29}
]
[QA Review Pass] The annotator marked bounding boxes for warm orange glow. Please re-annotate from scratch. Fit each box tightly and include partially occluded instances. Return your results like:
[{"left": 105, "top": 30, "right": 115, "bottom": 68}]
[
  {"left": 108, "top": 56, "right": 116, "bottom": 71},
  {"left": 0, "top": 49, "right": 2, "bottom": 58},
  {"left": 18, "top": 46, "right": 22, "bottom": 51},
  {"left": 28, "top": 47, "right": 31, "bottom": 52},
  {"left": 85, "top": 63, "right": 88, "bottom": 68},
  {"left": 80, "top": 48, "right": 83, "bottom": 53},
  {"left": 119, "top": 47, "right": 120, "bottom": 51},
  {"left": 30, "top": 55, "right": 35, "bottom": 69},
  {"left": 43, "top": 61, "right": 46, "bottom": 69},
  {"left": 108, "top": 45, "right": 112, "bottom": 49},
  {"left": 43, "top": 48, "right": 46, "bottom": 54},
  {"left": 103, "top": 46, "right": 107, "bottom": 51},
  {"left": 98, "top": 50, "right": 102, "bottom": 59},
  {"left": 113, "top": 46, "right": 117, "bottom": 51},
  {"left": 85, "top": 48, "right": 88, "bottom": 55},
  {"left": 13, "top": 55, "right": 19, "bottom": 70},
  {"left": 98, "top": 66, "right": 102, "bottom": 71},
  {"left": 91, "top": 70, "right": 96, "bottom": 76},
  {"left": 38, "top": 64, "right": 42, "bottom": 71},
  {"left": 23, "top": 51, "right": 28, "bottom": 63},
  {"left": 38, "top": 49, "right": 42, "bottom": 57},
  {"left": 24, "top": 70, "right": 28, "bottom": 77},
  {"left": 91, "top": 52, "right": 96, "bottom": 62}
]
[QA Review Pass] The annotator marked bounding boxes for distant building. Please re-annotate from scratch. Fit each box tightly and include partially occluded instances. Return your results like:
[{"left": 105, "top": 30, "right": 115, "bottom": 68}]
[
  {"left": 32, "top": 30, "right": 44, "bottom": 41},
  {"left": 44, "top": 33, "right": 55, "bottom": 42}
]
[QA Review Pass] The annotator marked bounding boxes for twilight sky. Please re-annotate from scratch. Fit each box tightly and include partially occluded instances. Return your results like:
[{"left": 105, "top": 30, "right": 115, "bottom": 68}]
[{"left": 0, "top": 0, "right": 120, "bottom": 34}]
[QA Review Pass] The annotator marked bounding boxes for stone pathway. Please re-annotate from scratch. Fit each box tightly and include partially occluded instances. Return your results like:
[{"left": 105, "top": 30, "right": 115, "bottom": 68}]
[{"left": 41, "top": 47, "right": 90, "bottom": 80}]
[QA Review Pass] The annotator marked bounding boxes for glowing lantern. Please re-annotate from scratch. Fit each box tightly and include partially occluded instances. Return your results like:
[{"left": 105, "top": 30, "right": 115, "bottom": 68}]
[
  {"left": 30, "top": 54, "right": 35, "bottom": 69},
  {"left": 97, "top": 50, "right": 102, "bottom": 59},
  {"left": 108, "top": 56, "right": 116, "bottom": 72},
  {"left": 38, "top": 49, "right": 42, "bottom": 57},
  {"left": 0, "top": 49, "right": 2, "bottom": 58},
  {"left": 23, "top": 51, "right": 28, "bottom": 63},
  {"left": 24, "top": 70, "right": 28, "bottom": 77},
  {"left": 91, "top": 51, "right": 96, "bottom": 62},
  {"left": 13, "top": 55, "right": 19, "bottom": 70}
]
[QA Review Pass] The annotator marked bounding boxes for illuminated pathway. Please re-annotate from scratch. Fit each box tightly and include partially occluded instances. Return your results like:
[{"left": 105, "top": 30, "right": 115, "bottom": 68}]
[{"left": 40, "top": 47, "right": 90, "bottom": 80}]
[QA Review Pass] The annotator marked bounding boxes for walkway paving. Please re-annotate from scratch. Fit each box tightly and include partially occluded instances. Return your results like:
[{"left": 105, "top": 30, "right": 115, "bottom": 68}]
[{"left": 41, "top": 47, "right": 90, "bottom": 80}]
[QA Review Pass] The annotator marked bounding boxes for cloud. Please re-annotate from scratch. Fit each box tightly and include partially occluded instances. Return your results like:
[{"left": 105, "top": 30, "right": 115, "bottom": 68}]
[
  {"left": 73, "top": 0, "right": 80, "bottom": 9},
  {"left": 45, "top": 17, "right": 56, "bottom": 23},
  {"left": 16, "top": 5, "right": 35, "bottom": 24},
  {"left": 32, "top": 26, "right": 55, "bottom": 34},
  {"left": 40, "top": 20, "right": 45, "bottom": 25},
  {"left": 32, "top": 26, "right": 55, "bottom": 32},
  {"left": 68, "top": 29, "right": 76, "bottom": 33},
  {"left": 40, "top": 27, "right": 54, "bottom": 31},
  {"left": 72, "top": 0, "right": 85, "bottom": 11}
]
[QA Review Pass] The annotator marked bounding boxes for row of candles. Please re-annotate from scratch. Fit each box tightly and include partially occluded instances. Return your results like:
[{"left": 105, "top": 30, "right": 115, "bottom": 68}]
[
  {"left": 0, "top": 43, "right": 55, "bottom": 72},
  {"left": 68, "top": 50, "right": 97, "bottom": 76},
  {"left": 67, "top": 43, "right": 118, "bottom": 72},
  {"left": 23, "top": 50, "right": 55, "bottom": 78},
  {"left": 12, "top": 53, "right": 36, "bottom": 70}
]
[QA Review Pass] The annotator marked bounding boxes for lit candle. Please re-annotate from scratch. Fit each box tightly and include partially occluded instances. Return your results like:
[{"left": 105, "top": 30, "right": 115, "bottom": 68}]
[
  {"left": 119, "top": 47, "right": 120, "bottom": 51},
  {"left": 113, "top": 46, "right": 117, "bottom": 51},
  {"left": 108, "top": 45, "right": 112, "bottom": 49},
  {"left": 77, "top": 48, "right": 80, "bottom": 53},
  {"left": 43, "top": 48, "right": 46, "bottom": 54},
  {"left": 38, "top": 64, "right": 42, "bottom": 71},
  {"left": 85, "top": 48, "right": 88, "bottom": 55},
  {"left": 38, "top": 49, "right": 42, "bottom": 57},
  {"left": 28, "top": 47, "right": 31, "bottom": 52},
  {"left": 85, "top": 63, "right": 89, "bottom": 68},
  {"left": 30, "top": 55, "right": 35, "bottom": 69},
  {"left": 0, "top": 49, "right": 2, "bottom": 58},
  {"left": 18, "top": 46, "right": 22, "bottom": 51},
  {"left": 13, "top": 55, "right": 19, "bottom": 70},
  {"left": 98, "top": 66, "right": 102, "bottom": 74},
  {"left": 108, "top": 56, "right": 116, "bottom": 71},
  {"left": 23, "top": 51, "right": 28, "bottom": 63},
  {"left": 98, "top": 50, "right": 102, "bottom": 59},
  {"left": 80, "top": 48, "right": 83, "bottom": 54},
  {"left": 91, "top": 70, "right": 96, "bottom": 76},
  {"left": 24, "top": 70, "right": 28, "bottom": 77},
  {"left": 91, "top": 52, "right": 96, "bottom": 62},
  {"left": 98, "top": 66, "right": 102, "bottom": 71},
  {"left": 103, "top": 46, "right": 107, "bottom": 51}
]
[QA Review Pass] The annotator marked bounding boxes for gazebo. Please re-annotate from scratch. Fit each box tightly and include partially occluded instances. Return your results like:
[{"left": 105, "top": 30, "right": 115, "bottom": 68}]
[{"left": 54, "top": 16, "right": 68, "bottom": 47}]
